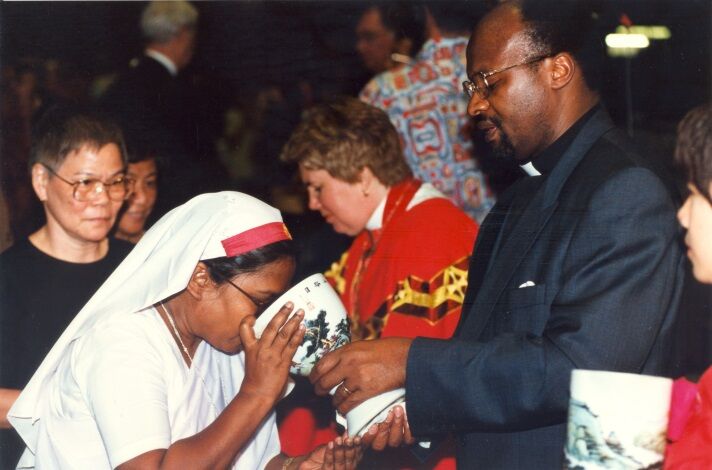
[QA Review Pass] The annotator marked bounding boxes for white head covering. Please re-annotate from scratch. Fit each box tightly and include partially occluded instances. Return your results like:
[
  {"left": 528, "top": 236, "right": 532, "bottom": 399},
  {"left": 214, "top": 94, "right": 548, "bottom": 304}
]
[{"left": 9, "top": 191, "right": 291, "bottom": 455}]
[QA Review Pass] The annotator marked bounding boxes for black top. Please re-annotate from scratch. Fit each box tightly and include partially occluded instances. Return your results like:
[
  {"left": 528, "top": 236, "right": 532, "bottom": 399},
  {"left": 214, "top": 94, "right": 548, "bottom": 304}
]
[
  {"left": 0, "top": 237, "right": 132, "bottom": 387},
  {"left": 0, "top": 237, "right": 132, "bottom": 467}
]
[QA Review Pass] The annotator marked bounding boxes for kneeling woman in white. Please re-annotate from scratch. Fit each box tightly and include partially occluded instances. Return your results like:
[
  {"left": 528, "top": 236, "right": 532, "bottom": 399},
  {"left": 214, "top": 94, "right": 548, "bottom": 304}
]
[{"left": 9, "top": 192, "right": 361, "bottom": 469}]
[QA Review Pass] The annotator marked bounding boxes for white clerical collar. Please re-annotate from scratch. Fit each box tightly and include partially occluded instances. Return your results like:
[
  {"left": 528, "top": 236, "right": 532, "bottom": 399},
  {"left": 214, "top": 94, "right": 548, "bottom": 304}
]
[
  {"left": 145, "top": 49, "right": 178, "bottom": 76},
  {"left": 520, "top": 161, "right": 541, "bottom": 176}
]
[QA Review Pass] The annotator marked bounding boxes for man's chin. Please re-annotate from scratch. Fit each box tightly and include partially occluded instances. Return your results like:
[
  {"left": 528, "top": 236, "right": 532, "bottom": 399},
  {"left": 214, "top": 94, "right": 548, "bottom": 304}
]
[
  {"left": 492, "top": 142, "right": 516, "bottom": 162},
  {"left": 489, "top": 131, "right": 519, "bottom": 163}
]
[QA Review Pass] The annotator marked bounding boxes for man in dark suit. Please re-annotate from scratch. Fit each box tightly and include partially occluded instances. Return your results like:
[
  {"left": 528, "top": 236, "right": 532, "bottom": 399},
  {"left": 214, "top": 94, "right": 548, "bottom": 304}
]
[
  {"left": 100, "top": 1, "right": 223, "bottom": 219},
  {"left": 310, "top": 1, "right": 684, "bottom": 468}
]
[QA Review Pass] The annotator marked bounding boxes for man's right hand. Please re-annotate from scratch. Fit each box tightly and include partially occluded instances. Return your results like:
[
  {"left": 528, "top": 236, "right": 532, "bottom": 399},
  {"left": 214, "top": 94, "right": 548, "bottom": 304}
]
[{"left": 309, "top": 337, "right": 413, "bottom": 414}]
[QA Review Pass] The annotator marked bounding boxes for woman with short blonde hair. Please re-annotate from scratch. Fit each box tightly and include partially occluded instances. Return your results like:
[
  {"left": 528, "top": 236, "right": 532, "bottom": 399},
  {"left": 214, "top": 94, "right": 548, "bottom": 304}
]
[{"left": 280, "top": 97, "right": 477, "bottom": 468}]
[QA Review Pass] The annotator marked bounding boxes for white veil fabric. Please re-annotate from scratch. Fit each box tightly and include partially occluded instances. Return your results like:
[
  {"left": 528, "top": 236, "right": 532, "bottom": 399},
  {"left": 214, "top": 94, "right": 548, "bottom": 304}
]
[{"left": 9, "top": 191, "right": 291, "bottom": 465}]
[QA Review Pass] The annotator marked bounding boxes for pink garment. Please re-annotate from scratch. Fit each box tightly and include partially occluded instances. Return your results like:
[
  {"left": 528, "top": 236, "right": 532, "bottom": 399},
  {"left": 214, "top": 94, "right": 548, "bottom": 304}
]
[{"left": 665, "top": 367, "right": 712, "bottom": 469}]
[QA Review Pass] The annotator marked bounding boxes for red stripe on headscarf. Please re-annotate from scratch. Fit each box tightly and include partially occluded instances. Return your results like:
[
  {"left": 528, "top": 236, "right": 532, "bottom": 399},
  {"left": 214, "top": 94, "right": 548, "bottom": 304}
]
[{"left": 221, "top": 222, "right": 292, "bottom": 257}]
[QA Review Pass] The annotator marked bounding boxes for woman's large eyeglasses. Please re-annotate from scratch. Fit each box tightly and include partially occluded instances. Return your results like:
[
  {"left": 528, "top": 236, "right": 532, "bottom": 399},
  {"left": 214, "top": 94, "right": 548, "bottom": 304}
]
[
  {"left": 462, "top": 55, "right": 549, "bottom": 100},
  {"left": 42, "top": 163, "right": 133, "bottom": 202},
  {"left": 227, "top": 279, "right": 270, "bottom": 316}
]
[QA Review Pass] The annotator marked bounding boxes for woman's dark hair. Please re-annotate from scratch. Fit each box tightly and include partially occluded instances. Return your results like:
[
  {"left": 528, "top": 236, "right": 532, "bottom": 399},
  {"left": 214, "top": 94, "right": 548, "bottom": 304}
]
[
  {"left": 202, "top": 240, "right": 295, "bottom": 284},
  {"left": 424, "top": 1, "right": 489, "bottom": 35},
  {"left": 371, "top": 1, "right": 427, "bottom": 58},
  {"left": 125, "top": 137, "right": 164, "bottom": 173},
  {"left": 29, "top": 104, "right": 127, "bottom": 170},
  {"left": 674, "top": 104, "right": 712, "bottom": 202},
  {"left": 126, "top": 141, "right": 159, "bottom": 165}
]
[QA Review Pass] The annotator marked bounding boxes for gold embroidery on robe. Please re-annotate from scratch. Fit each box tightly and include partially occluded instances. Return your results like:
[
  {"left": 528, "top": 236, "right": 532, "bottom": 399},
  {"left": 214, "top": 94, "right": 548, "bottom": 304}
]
[
  {"left": 325, "top": 252, "right": 348, "bottom": 295},
  {"left": 362, "top": 255, "right": 470, "bottom": 339}
]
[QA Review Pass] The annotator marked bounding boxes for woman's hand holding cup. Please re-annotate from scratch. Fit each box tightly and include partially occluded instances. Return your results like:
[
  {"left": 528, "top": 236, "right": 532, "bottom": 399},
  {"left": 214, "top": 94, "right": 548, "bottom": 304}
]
[{"left": 239, "top": 302, "right": 305, "bottom": 405}]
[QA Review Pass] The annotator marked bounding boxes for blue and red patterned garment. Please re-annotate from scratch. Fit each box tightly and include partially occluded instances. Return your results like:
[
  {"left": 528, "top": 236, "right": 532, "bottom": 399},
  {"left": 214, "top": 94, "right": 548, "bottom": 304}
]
[{"left": 360, "top": 37, "right": 495, "bottom": 223}]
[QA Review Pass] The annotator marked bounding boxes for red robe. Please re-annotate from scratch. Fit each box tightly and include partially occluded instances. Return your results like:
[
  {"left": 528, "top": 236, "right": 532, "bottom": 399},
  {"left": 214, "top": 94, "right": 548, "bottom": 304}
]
[{"left": 279, "top": 180, "right": 478, "bottom": 469}]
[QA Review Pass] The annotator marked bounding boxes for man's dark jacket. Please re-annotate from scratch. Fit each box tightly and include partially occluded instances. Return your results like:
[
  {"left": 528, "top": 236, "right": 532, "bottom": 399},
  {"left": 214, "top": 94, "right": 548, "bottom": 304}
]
[
  {"left": 405, "top": 108, "right": 684, "bottom": 469},
  {"left": 100, "top": 55, "right": 223, "bottom": 217}
]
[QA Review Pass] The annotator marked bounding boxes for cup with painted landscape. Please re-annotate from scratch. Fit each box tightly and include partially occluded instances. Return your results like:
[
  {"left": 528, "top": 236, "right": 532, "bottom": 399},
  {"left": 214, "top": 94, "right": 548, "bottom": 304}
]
[
  {"left": 564, "top": 369, "right": 672, "bottom": 469},
  {"left": 253, "top": 273, "right": 407, "bottom": 436}
]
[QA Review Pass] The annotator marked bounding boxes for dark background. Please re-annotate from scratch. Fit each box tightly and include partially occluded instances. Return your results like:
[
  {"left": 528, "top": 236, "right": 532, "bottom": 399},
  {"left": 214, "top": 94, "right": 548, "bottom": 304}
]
[
  {"left": 2, "top": 0, "right": 710, "bottom": 270},
  {"left": 1, "top": 0, "right": 709, "bottom": 124},
  {"left": 1, "top": 0, "right": 710, "bottom": 277}
]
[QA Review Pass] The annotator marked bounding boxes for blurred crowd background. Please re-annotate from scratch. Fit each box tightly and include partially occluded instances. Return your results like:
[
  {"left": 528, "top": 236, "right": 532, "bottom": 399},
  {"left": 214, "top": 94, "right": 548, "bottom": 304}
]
[{"left": 1, "top": 0, "right": 710, "bottom": 276}]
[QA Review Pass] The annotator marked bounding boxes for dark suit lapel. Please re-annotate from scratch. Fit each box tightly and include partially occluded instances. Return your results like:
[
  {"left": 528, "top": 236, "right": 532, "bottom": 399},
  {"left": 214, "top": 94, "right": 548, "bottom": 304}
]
[
  {"left": 459, "top": 108, "right": 616, "bottom": 339},
  {"left": 455, "top": 199, "right": 510, "bottom": 336},
  {"left": 463, "top": 186, "right": 557, "bottom": 338}
]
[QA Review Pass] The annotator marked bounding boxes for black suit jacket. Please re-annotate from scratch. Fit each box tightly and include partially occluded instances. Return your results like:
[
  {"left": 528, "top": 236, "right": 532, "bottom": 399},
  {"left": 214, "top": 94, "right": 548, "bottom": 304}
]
[
  {"left": 100, "top": 56, "right": 225, "bottom": 217},
  {"left": 101, "top": 56, "right": 192, "bottom": 153},
  {"left": 405, "top": 108, "right": 684, "bottom": 469}
]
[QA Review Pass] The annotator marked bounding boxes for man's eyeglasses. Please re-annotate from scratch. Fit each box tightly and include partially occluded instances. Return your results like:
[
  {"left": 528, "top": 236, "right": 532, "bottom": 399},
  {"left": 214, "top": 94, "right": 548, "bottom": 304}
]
[
  {"left": 42, "top": 164, "right": 132, "bottom": 202},
  {"left": 462, "top": 55, "right": 549, "bottom": 100},
  {"left": 227, "top": 279, "right": 270, "bottom": 316}
]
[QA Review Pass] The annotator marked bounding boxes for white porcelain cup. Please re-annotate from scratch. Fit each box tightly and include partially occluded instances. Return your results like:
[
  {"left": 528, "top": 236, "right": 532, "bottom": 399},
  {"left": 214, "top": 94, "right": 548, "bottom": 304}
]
[
  {"left": 337, "top": 388, "right": 407, "bottom": 437},
  {"left": 253, "top": 273, "right": 350, "bottom": 376},
  {"left": 254, "top": 273, "right": 408, "bottom": 436},
  {"left": 564, "top": 369, "right": 672, "bottom": 469}
]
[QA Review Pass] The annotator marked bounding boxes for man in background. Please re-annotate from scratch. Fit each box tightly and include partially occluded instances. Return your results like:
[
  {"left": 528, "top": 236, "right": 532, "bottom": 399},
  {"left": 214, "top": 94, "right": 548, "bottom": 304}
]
[{"left": 100, "top": 1, "right": 224, "bottom": 218}]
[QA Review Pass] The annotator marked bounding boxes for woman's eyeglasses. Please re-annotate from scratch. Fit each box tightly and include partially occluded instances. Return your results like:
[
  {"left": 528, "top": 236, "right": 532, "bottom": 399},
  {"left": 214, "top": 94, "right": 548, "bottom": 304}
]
[
  {"left": 42, "top": 163, "right": 133, "bottom": 202},
  {"left": 227, "top": 279, "right": 270, "bottom": 316}
]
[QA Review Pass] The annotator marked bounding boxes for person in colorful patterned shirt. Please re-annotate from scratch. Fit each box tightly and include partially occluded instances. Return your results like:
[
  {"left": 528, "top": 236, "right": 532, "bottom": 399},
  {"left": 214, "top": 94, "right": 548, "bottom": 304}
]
[
  {"left": 280, "top": 97, "right": 477, "bottom": 469},
  {"left": 360, "top": 2, "right": 494, "bottom": 223}
]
